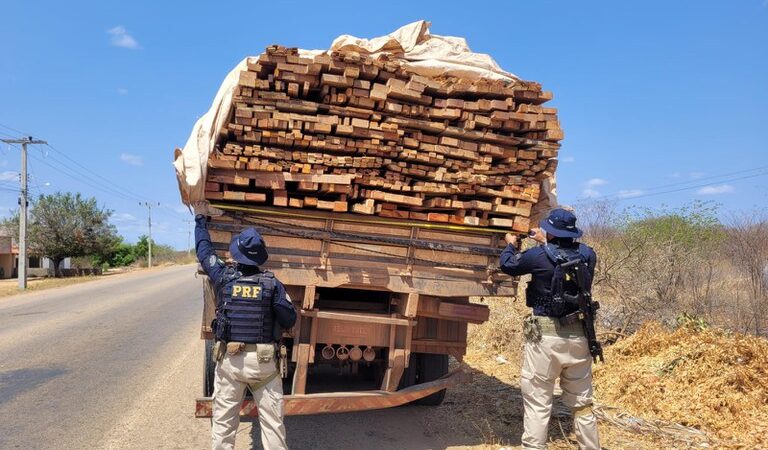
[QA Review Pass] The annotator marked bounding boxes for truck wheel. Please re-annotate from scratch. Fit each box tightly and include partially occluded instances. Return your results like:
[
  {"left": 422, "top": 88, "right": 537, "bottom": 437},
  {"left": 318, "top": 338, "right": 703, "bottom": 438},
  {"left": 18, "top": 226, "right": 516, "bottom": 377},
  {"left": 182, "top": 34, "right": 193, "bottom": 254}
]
[
  {"left": 414, "top": 353, "right": 448, "bottom": 406},
  {"left": 204, "top": 340, "right": 216, "bottom": 397},
  {"left": 398, "top": 354, "right": 418, "bottom": 390}
]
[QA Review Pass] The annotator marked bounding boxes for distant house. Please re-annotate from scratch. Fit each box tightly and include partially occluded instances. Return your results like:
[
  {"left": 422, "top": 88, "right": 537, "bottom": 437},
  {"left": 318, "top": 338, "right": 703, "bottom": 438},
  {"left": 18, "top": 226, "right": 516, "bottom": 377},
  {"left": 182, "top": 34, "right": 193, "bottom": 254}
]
[
  {"left": 0, "top": 229, "right": 70, "bottom": 279},
  {"left": 0, "top": 231, "right": 14, "bottom": 279}
]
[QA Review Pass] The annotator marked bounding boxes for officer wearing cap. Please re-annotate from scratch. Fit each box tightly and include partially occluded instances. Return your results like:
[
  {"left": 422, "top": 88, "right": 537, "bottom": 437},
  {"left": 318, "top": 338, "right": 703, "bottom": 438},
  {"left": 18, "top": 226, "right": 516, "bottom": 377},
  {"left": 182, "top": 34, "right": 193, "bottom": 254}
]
[
  {"left": 499, "top": 208, "right": 600, "bottom": 450},
  {"left": 192, "top": 201, "right": 296, "bottom": 450}
]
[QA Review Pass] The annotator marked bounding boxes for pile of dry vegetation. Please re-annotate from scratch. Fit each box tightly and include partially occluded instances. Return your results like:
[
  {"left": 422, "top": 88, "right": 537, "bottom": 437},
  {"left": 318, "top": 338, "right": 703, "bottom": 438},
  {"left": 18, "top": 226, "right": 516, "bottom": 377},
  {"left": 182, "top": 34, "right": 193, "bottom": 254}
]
[{"left": 593, "top": 322, "right": 768, "bottom": 448}]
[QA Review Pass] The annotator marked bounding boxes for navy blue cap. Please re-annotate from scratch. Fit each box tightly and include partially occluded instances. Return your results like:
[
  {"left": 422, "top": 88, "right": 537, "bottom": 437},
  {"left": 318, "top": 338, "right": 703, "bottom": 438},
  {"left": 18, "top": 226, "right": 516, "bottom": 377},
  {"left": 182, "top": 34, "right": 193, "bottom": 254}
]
[
  {"left": 540, "top": 208, "right": 583, "bottom": 239},
  {"left": 229, "top": 228, "right": 269, "bottom": 266}
]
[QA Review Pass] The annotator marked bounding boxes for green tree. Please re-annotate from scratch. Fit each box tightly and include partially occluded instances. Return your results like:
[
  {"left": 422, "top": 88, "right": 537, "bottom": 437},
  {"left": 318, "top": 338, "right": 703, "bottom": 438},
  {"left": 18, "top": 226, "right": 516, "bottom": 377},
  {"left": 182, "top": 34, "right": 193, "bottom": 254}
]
[
  {"left": 91, "top": 239, "right": 136, "bottom": 268},
  {"left": 2, "top": 193, "right": 120, "bottom": 277},
  {"left": 134, "top": 235, "right": 150, "bottom": 259}
]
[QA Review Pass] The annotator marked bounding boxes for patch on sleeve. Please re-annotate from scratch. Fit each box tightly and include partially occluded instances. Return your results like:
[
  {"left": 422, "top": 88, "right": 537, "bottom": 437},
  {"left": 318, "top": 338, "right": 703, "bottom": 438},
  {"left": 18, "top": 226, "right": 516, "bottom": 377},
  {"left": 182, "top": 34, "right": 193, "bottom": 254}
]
[
  {"left": 285, "top": 293, "right": 293, "bottom": 304},
  {"left": 514, "top": 253, "right": 522, "bottom": 262},
  {"left": 208, "top": 255, "right": 219, "bottom": 267}
]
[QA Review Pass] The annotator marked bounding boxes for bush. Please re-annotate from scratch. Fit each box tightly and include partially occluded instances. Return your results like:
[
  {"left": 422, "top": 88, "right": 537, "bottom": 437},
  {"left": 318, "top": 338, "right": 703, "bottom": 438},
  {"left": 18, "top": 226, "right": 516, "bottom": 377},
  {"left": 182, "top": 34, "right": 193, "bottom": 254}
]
[{"left": 578, "top": 201, "right": 767, "bottom": 336}]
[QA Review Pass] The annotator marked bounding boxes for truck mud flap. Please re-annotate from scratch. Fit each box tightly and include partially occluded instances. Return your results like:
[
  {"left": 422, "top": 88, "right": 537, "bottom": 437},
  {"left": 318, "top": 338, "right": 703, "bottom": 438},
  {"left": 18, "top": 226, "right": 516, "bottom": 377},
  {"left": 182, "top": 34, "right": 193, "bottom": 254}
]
[{"left": 195, "top": 365, "right": 470, "bottom": 418}]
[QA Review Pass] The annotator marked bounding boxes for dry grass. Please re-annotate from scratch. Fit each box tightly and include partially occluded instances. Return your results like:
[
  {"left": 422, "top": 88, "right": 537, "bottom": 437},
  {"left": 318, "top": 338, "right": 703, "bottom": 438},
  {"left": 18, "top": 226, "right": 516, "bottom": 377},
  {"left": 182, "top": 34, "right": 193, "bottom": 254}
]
[
  {"left": 0, "top": 275, "right": 101, "bottom": 298},
  {"left": 594, "top": 322, "right": 768, "bottom": 449},
  {"left": 455, "top": 296, "right": 758, "bottom": 449},
  {"left": 468, "top": 295, "right": 528, "bottom": 359}
]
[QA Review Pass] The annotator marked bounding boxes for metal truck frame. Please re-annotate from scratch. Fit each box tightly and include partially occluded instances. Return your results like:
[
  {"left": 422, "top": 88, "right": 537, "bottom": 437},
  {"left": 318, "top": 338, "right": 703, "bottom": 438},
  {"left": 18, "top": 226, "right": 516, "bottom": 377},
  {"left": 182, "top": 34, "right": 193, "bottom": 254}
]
[{"left": 195, "top": 203, "right": 515, "bottom": 418}]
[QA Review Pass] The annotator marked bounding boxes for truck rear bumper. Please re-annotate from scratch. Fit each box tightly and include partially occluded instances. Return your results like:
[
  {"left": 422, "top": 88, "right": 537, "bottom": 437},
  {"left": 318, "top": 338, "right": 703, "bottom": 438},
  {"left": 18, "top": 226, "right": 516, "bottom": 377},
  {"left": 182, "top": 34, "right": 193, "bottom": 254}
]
[{"left": 195, "top": 365, "right": 470, "bottom": 418}]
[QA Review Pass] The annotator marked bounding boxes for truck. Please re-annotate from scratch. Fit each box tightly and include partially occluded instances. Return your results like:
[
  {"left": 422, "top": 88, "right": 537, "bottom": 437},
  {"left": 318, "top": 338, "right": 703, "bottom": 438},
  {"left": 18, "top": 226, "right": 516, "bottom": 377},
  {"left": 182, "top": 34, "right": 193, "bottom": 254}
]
[{"left": 194, "top": 198, "right": 516, "bottom": 418}]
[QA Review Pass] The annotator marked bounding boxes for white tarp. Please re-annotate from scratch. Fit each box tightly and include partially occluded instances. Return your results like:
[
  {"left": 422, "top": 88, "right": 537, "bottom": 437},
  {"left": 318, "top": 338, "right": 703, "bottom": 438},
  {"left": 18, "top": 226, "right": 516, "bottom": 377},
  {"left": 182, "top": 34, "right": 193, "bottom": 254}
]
[
  {"left": 174, "top": 21, "right": 555, "bottom": 207},
  {"left": 329, "top": 20, "right": 518, "bottom": 82}
]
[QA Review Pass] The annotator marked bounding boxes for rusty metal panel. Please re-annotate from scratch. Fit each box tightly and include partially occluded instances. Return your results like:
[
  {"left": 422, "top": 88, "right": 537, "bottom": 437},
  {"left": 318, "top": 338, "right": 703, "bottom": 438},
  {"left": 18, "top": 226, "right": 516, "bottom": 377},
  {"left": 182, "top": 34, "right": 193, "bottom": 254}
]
[{"left": 195, "top": 366, "right": 471, "bottom": 418}]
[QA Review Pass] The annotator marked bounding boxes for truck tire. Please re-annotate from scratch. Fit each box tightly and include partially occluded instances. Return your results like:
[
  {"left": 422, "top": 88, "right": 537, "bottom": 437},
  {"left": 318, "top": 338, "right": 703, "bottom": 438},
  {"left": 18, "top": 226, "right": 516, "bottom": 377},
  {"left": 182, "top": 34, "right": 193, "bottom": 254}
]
[
  {"left": 413, "top": 353, "right": 449, "bottom": 406},
  {"left": 204, "top": 339, "right": 216, "bottom": 397},
  {"left": 398, "top": 354, "right": 418, "bottom": 390}
]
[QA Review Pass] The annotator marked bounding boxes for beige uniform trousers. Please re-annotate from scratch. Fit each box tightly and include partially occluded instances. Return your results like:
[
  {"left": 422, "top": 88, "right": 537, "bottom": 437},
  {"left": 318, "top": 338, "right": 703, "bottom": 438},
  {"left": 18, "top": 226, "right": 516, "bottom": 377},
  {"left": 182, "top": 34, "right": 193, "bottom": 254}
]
[
  {"left": 521, "top": 329, "right": 600, "bottom": 450},
  {"left": 211, "top": 344, "right": 288, "bottom": 450}
]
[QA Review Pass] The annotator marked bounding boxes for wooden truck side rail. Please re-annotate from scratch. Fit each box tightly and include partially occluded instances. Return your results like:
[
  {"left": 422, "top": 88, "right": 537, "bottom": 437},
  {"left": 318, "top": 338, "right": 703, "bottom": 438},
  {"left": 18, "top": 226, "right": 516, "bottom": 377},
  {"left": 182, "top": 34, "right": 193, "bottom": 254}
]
[{"left": 196, "top": 203, "right": 514, "bottom": 416}]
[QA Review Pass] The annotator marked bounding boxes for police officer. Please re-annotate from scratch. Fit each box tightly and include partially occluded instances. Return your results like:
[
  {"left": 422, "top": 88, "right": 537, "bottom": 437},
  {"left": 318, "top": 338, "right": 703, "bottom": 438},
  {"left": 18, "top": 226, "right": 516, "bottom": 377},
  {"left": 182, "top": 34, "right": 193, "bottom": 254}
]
[
  {"left": 500, "top": 208, "right": 600, "bottom": 450},
  {"left": 193, "top": 201, "right": 297, "bottom": 450}
]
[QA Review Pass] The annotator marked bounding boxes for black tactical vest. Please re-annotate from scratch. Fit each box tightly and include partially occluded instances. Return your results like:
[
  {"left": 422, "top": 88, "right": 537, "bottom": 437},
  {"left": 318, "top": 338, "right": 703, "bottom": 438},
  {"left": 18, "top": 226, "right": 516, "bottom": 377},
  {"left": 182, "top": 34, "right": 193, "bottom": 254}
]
[{"left": 217, "top": 270, "right": 276, "bottom": 344}]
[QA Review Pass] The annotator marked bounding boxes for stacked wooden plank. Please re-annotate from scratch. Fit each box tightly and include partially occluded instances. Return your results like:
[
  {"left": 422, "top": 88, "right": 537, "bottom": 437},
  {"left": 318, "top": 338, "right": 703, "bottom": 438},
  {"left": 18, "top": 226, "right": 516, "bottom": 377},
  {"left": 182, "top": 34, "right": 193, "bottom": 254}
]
[{"left": 205, "top": 45, "right": 561, "bottom": 232}]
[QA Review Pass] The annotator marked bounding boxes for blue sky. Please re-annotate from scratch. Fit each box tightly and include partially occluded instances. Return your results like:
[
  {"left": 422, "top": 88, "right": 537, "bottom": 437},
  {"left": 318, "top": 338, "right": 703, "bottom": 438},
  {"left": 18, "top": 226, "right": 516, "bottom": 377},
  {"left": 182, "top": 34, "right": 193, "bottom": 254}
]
[{"left": 1, "top": 1, "right": 766, "bottom": 249}]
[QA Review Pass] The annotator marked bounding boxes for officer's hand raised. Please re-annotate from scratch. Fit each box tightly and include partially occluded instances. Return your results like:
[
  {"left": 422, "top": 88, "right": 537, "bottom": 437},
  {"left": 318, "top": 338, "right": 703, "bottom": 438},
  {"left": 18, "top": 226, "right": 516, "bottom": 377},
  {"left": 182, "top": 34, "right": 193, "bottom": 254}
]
[
  {"left": 191, "top": 201, "right": 209, "bottom": 216},
  {"left": 504, "top": 233, "right": 518, "bottom": 246},
  {"left": 529, "top": 227, "right": 546, "bottom": 244}
]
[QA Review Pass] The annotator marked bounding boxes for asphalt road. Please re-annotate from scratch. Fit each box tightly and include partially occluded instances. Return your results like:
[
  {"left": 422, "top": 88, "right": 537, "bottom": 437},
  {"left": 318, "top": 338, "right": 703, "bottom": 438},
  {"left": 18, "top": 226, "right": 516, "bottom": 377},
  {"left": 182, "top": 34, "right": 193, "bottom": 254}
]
[{"left": 0, "top": 265, "right": 484, "bottom": 450}]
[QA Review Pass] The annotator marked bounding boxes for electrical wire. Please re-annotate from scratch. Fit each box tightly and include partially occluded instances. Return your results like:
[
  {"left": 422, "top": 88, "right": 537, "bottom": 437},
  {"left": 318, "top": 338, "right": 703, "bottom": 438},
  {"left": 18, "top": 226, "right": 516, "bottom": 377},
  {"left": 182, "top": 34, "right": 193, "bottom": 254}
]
[
  {"left": 600, "top": 165, "right": 768, "bottom": 197},
  {"left": 0, "top": 122, "right": 31, "bottom": 137},
  {"left": 592, "top": 170, "right": 768, "bottom": 202},
  {"left": 43, "top": 143, "right": 147, "bottom": 202},
  {"left": 0, "top": 129, "right": 20, "bottom": 140},
  {"left": 1, "top": 132, "right": 184, "bottom": 219},
  {"left": 28, "top": 152, "right": 139, "bottom": 202},
  {"left": 43, "top": 143, "right": 189, "bottom": 219}
]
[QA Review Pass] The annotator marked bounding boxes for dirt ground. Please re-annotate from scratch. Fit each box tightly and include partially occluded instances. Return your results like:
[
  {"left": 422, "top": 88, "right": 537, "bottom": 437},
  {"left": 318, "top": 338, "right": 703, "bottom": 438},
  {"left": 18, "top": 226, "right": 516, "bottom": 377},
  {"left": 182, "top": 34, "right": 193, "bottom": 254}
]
[{"left": 0, "top": 274, "right": 102, "bottom": 298}]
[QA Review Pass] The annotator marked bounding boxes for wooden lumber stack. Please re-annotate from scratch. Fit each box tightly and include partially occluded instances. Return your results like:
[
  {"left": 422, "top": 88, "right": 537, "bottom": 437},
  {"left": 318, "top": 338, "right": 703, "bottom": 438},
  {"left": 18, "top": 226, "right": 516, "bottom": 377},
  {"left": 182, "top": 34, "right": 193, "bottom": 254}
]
[{"left": 205, "top": 46, "right": 562, "bottom": 232}]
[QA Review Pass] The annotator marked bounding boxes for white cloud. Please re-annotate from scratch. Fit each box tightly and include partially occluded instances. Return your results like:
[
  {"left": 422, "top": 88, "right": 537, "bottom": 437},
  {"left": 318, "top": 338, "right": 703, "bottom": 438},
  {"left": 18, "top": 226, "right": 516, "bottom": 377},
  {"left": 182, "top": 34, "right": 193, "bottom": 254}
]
[
  {"left": 120, "top": 153, "right": 143, "bottom": 167},
  {"left": 582, "top": 188, "right": 601, "bottom": 198},
  {"left": 618, "top": 189, "right": 644, "bottom": 199},
  {"left": 697, "top": 184, "right": 734, "bottom": 195},
  {"left": 108, "top": 26, "right": 140, "bottom": 49},
  {"left": 0, "top": 171, "right": 18, "bottom": 182},
  {"left": 581, "top": 178, "right": 608, "bottom": 198},
  {"left": 689, "top": 171, "right": 705, "bottom": 180},
  {"left": 561, "top": 156, "right": 575, "bottom": 163},
  {"left": 586, "top": 178, "right": 608, "bottom": 187},
  {"left": 113, "top": 212, "right": 138, "bottom": 224},
  {"left": 117, "top": 87, "right": 129, "bottom": 95}
]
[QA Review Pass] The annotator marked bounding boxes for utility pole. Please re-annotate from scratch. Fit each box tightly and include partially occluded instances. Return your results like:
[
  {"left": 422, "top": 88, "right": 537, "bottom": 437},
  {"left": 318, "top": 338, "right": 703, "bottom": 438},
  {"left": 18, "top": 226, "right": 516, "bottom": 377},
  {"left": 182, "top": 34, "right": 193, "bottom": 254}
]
[
  {"left": 184, "top": 219, "right": 193, "bottom": 255},
  {"left": 2, "top": 137, "right": 47, "bottom": 290},
  {"left": 140, "top": 202, "right": 159, "bottom": 268}
]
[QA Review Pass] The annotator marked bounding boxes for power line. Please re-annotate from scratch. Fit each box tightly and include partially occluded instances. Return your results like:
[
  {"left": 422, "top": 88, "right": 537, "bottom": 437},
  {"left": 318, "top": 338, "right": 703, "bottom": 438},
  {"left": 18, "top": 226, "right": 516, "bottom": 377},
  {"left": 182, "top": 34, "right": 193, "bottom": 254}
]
[
  {"left": 0, "top": 122, "right": 31, "bottom": 137},
  {"left": 43, "top": 143, "right": 189, "bottom": 220},
  {"left": 2, "top": 124, "right": 189, "bottom": 220},
  {"left": 635, "top": 165, "right": 768, "bottom": 192},
  {"left": 0, "top": 129, "right": 20, "bottom": 140},
  {"left": 43, "top": 143, "right": 147, "bottom": 202},
  {"left": 593, "top": 170, "right": 768, "bottom": 202},
  {"left": 27, "top": 151, "right": 139, "bottom": 202}
]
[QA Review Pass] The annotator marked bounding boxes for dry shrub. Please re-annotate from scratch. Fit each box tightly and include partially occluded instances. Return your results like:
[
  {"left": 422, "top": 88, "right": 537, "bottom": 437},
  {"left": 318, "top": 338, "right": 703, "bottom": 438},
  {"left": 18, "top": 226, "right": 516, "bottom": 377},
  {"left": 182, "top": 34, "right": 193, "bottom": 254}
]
[
  {"left": 468, "top": 296, "right": 527, "bottom": 359},
  {"left": 594, "top": 322, "right": 768, "bottom": 448}
]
